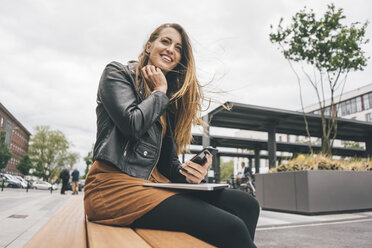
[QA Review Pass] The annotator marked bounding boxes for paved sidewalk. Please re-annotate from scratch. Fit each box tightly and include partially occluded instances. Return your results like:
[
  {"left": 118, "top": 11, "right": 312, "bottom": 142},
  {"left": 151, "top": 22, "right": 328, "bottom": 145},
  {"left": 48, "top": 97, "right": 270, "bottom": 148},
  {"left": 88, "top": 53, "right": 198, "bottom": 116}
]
[
  {"left": 258, "top": 208, "right": 372, "bottom": 228},
  {"left": 256, "top": 208, "right": 372, "bottom": 247},
  {"left": 1, "top": 188, "right": 371, "bottom": 247},
  {"left": 0, "top": 188, "right": 71, "bottom": 248}
]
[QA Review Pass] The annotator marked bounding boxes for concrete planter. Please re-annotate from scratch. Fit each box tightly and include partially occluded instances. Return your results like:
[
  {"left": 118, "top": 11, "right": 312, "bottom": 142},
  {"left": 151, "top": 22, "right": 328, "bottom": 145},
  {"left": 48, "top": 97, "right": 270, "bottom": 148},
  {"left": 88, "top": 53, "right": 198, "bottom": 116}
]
[{"left": 255, "top": 170, "right": 372, "bottom": 214}]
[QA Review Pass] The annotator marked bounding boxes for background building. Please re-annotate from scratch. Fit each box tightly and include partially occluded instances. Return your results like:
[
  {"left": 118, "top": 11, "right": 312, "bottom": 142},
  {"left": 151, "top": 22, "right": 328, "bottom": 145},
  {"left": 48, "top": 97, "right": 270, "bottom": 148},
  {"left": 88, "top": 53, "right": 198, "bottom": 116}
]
[
  {"left": 0, "top": 102, "right": 31, "bottom": 175},
  {"left": 301, "top": 83, "right": 372, "bottom": 148},
  {"left": 232, "top": 83, "right": 372, "bottom": 176},
  {"left": 304, "top": 83, "right": 372, "bottom": 122}
]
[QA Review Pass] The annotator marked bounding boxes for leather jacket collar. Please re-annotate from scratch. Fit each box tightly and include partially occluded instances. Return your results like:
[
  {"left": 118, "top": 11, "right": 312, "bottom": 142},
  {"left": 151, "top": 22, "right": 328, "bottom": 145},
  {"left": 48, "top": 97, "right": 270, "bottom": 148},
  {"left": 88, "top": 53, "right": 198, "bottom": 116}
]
[{"left": 127, "top": 60, "right": 146, "bottom": 100}]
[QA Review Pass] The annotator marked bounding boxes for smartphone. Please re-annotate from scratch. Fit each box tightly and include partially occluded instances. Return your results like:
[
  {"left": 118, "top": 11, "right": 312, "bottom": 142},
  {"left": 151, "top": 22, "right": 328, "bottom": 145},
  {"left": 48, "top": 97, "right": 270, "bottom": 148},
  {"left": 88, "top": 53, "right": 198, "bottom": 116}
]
[{"left": 190, "top": 147, "right": 218, "bottom": 165}]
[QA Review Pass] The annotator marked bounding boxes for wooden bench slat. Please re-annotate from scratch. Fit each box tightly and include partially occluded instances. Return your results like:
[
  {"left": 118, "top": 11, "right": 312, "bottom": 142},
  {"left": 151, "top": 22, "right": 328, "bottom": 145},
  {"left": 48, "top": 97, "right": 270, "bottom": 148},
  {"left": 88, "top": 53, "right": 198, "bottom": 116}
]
[
  {"left": 26, "top": 194, "right": 215, "bottom": 248},
  {"left": 25, "top": 195, "right": 86, "bottom": 248},
  {"left": 135, "top": 228, "right": 216, "bottom": 248},
  {"left": 86, "top": 221, "right": 151, "bottom": 248}
]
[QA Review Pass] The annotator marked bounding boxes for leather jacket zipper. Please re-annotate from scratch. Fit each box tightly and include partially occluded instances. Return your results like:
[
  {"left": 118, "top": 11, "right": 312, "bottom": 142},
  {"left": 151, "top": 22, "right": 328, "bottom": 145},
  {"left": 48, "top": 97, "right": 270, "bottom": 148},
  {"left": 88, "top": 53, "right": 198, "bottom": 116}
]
[
  {"left": 146, "top": 123, "right": 163, "bottom": 180},
  {"left": 123, "top": 140, "right": 130, "bottom": 157}
]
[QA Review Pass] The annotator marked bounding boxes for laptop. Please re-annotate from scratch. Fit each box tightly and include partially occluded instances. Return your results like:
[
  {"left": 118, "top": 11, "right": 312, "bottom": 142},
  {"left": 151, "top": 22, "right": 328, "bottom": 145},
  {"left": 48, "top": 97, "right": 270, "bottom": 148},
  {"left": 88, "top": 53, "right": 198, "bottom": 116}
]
[{"left": 143, "top": 183, "right": 229, "bottom": 191}]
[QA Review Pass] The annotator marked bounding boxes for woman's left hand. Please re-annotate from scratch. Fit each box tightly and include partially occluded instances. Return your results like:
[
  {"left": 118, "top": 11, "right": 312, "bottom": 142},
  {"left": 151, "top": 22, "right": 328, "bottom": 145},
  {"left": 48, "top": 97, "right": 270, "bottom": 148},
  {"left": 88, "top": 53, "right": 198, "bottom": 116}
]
[{"left": 179, "top": 154, "right": 212, "bottom": 184}]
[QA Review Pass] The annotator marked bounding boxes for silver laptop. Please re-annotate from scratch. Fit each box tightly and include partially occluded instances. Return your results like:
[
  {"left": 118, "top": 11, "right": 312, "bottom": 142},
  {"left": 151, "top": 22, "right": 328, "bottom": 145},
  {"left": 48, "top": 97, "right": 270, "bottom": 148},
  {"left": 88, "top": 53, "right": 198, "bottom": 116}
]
[{"left": 143, "top": 183, "right": 229, "bottom": 191}]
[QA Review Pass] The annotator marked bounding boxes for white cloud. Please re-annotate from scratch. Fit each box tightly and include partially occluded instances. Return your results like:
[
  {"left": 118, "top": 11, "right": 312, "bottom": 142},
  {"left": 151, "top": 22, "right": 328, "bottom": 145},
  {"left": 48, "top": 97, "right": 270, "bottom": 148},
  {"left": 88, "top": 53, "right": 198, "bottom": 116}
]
[{"left": 1, "top": 0, "right": 371, "bottom": 173}]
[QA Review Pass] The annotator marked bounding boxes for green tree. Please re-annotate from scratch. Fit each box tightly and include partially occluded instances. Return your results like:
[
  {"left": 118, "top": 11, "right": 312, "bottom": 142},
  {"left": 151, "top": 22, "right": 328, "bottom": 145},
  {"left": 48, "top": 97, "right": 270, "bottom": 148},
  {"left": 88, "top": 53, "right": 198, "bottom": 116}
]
[
  {"left": 16, "top": 154, "right": 33, "bottom": 175},
  {"left": 220, "top": 159, "right": 234, "bottom": 182},
  {"left": 0, "top": 131, "right": 12, "bottom": 170},
  {"left": 83, "top": 148, "right": 93, "bottom": 178},
  {"left": 270, "top": 4, "right": 369, "bottom": 155},
  {"left": 32, "top": 159, "right": 45, "bottom": 179},
  {"left": 28, "top": 126, "right": 79, "bottom": 182}
]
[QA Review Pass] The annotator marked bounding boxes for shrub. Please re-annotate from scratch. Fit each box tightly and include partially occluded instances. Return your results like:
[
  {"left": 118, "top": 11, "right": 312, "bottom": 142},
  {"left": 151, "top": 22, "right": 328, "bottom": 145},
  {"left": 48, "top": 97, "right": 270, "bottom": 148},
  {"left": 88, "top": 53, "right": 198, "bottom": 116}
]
[{"left": 270, "top": 154, "right": 372, "bottom": 172}]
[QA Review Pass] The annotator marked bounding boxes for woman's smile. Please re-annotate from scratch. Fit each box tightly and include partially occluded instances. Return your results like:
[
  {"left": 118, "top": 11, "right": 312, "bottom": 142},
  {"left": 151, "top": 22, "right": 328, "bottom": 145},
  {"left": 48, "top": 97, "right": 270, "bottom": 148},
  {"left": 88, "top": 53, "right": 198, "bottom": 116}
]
[{"left": 161, "top": 54, "right": 173, "bottom": 63}]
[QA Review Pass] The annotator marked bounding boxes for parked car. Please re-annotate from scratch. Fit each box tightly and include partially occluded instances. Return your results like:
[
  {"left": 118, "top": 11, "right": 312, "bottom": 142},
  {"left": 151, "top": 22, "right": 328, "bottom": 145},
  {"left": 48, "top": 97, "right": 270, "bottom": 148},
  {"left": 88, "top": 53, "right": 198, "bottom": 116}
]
[
  {"left": 13, "top": 175, "right": 28, "bottom": 188},
  {"left": 32, "top": 180, "right": 57, "bottom": 190},
  {"left": 52, "top": 183, "right": 59, "bottom": 190},
  {"left": 3, "top": 174, "right": 22, "bottom": 188},
  {"left": 8, "top": 174, "right": 26, "bottom": 188}
]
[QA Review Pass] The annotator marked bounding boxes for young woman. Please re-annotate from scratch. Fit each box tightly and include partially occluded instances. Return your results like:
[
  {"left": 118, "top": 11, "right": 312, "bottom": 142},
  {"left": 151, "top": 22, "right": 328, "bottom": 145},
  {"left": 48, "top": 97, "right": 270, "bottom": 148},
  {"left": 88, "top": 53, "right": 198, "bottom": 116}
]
[{"left": 84, "top": 23, "right": 259, "bottom": 248}]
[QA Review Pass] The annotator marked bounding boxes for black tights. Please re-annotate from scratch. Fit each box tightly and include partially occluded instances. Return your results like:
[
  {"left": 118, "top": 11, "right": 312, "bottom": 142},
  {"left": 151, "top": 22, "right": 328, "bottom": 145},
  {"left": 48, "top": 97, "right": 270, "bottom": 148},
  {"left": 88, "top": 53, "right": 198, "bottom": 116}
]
[{"left": 132, "top": 189, "right": 260, "bottom": 248}]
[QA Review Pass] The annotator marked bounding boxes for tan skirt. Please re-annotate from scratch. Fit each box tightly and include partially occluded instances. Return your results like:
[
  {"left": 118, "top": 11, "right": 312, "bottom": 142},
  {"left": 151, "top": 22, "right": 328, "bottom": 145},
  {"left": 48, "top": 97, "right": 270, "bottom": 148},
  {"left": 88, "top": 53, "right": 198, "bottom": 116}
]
[{"left": 84, "top": 160, "right": 180, "bottom": 226}]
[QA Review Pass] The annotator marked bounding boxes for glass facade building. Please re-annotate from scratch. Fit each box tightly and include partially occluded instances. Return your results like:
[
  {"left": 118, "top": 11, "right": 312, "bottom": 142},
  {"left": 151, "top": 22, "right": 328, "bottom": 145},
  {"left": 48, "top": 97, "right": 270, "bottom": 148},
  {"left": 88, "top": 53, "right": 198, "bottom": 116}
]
[{"left": 312, "top": 91, "right": 372, "bottom": 122}]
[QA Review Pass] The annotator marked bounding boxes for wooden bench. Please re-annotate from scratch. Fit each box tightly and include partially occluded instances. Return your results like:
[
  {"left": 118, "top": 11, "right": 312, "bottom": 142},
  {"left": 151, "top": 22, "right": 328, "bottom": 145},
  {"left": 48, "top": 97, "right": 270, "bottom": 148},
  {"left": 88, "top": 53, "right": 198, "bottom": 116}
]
[{"left": 25, "top": 195, "right": 215, "bottom": 248}]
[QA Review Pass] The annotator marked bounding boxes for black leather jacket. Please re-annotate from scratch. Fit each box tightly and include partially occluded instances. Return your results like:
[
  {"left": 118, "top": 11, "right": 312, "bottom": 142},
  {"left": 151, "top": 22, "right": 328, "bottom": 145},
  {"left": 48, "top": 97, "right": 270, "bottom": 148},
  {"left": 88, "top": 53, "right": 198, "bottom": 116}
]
[{"left": 93, "top": 61, "right": 187, "bottom": 183}]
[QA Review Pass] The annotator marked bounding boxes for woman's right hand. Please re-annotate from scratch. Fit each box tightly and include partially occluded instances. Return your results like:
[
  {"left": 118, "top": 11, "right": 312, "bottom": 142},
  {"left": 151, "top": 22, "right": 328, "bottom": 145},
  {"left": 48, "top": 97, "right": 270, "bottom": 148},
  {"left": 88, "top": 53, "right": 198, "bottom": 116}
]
[
  {"left": 179, "top": 154, "right": 212, "bottom": 184},
  {"left": 141, "top": 65, "right": 168, "bottom": 94}
]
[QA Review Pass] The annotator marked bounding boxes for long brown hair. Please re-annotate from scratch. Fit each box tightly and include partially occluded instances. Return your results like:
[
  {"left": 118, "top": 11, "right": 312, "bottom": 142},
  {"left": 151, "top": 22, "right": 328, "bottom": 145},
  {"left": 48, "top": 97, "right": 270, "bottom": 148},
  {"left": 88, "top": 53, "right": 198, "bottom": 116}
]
[{"left": 135, "top": 23, "right": 203, "bottom": 154}]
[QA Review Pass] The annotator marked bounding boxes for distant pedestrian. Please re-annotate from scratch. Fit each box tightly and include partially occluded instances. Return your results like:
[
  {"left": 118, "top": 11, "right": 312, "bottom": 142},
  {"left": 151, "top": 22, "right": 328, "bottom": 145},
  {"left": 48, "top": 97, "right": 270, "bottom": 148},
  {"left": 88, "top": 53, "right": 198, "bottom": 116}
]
[
  {"left": 59, "top": 165, "right": 71, "bottom": 195},
  {"left": 238, "top": 162, "right": 246, "bottom": 177},
  {"left": 237, "top": 162, "right": 247, "bottom": 185},
  {"left": 71, "top": 168, "right": 80, "bottom": 195}
]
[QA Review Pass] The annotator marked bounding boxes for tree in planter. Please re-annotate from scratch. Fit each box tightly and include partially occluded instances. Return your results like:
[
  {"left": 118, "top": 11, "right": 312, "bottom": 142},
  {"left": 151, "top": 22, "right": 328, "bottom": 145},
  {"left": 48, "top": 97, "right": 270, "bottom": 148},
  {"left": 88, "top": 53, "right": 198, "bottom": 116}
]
[
  {"left": 28, "top": 125, "right": 79, "bottom": 182},
  {"left": 16, "top": 154, "right": 33, "bottom": 175},
  {"left": 270, "top": 4, "right": 369, "bottom": 155},
  {"left": 0, "top": 131, "right": 12, "bottom": 170}
]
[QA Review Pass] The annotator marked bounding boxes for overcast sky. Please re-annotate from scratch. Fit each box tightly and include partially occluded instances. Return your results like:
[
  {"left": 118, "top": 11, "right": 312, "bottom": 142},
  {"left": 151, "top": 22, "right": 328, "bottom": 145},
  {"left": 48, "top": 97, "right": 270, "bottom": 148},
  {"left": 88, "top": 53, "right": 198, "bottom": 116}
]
[{"left": 1, "top": 0, "right": 371, "bottom": 173}]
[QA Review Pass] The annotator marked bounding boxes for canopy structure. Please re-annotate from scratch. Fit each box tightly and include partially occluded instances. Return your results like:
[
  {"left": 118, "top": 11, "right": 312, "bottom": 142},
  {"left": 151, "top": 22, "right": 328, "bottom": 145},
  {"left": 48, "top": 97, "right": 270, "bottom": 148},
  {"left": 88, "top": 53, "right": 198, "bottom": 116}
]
[
  {"left": 199, "top": 102, "right": 372, "bottom": 169},
  {"left": 191, "top": 134, "right": 365, "bottom": 157}
]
